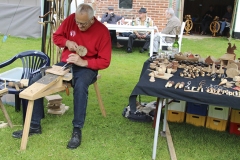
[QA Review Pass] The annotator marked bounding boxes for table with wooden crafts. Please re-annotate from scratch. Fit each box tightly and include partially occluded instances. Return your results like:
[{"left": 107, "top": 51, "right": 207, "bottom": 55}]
[{"left": 128, "top": 57, "right": 240, "bottom": 160}]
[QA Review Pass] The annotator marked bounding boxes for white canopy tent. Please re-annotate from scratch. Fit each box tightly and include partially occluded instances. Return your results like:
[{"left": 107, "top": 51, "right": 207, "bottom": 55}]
[{"left": 0, "top": 1, "right": 41, "bottom": 38}]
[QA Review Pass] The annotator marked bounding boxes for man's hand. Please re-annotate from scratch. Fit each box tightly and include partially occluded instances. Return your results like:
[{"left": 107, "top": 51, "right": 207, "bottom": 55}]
[
  {"left": 137, "top": 35, "right": 142, "bottom": 39},
  {"left": 137, "top": 34, "right": 145, "bottom": 39},
  {"left": 66, "top": 40, "right": 78, "bottom": 52},
  {"left": 135, "top": 33, "right": 141, "bottom": 39},
  {"left": 67, "top": 53, "right": 88, "bottom": 67}
]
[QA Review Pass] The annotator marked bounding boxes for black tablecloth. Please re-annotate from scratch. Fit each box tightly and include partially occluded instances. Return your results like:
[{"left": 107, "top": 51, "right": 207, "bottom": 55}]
[{"left": 128, "top": 59, "right": 240, "bottom": 112}]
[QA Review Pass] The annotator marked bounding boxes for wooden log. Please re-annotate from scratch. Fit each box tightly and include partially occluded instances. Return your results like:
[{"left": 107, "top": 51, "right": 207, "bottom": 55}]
[{"left": 45, "top": 94, "right": 62, "bottom": 101}]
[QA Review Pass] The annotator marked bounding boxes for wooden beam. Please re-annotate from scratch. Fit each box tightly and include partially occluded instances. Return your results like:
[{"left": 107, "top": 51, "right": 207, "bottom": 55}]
[
  {"left": 0, "top": 88, "right": 13, "bottom": 128},
  {"left": 166, "top": 122, "right": 177, "bottom": 160},
  {"left": 0, "top": 100, "right": 13, "bottom": 128}
]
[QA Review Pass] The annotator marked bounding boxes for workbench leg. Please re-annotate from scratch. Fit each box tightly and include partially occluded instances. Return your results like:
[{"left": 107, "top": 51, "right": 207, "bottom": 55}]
[
  {"left": 20, "top": 100, "right": 34, "bottom": 150},
  {"left": 152, "top": 98, "right": 163, "bottom": 160},
  {"left": 15, "top": 95, "right": 21, "bottom": 112},
  {"left": 0, "top": 100, "right": 13, "bottom": 128}
]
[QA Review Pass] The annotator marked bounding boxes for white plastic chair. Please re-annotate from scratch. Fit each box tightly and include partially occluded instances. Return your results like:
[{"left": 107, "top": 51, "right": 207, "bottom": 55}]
[{"left": 158, "top": 22, "right": 186, "bottom": 52}]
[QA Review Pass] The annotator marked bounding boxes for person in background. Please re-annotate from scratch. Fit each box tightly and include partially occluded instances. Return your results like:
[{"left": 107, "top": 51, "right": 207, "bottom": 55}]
[
  {"left": 126, "top": 7, "right": 153, "bottom": 53},
  {"left": 200, "top": 5, "right": 215, "bottom": 35},
  {"left": 101, "top": 6, "right": 124, "bottom": 48},
  {"left": 218, "top": 5, "right": 233, "bottom": 36},
  {"left": 152, "top": 8, "right": 181, "bottom": 55},
  {"left": 12, "top": 3, "right": 112, "bottom": 150}
]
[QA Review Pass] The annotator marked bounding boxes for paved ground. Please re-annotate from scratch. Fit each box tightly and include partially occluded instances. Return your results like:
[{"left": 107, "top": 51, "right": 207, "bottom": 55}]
[{"left": 183, "top": 34, "right": 215, "bottom": 39}]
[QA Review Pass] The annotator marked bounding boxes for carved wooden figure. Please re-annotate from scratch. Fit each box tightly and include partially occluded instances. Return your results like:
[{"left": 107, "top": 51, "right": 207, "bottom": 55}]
[{"left": 227, "top": 43, "right": 237, "bottom": 54}]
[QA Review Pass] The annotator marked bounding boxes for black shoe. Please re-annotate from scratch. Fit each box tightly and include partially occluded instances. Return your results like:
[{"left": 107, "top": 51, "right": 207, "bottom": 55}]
[
  {"left": 12, "top": 125, "right": 42, "bottom": 139},
  {"left": 139, "top": 48, "right": 146, "bottom": 53},
  {"left": 217, "top": 32, "right": 222, "bottom": 36},
  {"left": 128, "top": 111, "right": 153, "bottom": 122},
  {"left": 127, "top": 48, "right": 132, "bottom": 53},
  {"left": 67, "top": 130, "right": 82, "bottom": 149}
]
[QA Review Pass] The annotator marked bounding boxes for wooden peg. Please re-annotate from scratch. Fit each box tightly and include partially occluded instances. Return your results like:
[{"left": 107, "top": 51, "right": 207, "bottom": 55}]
[
  {"left": 168, "top": 81, "right": 175, "bottom": 87},
  {"left": 179, "top": 82, "right": 185, "bottom": 89},
  {"left": 175, "top": 82, "right": 180, "bottom": 89},
  {"left": 165, "top": 81, "right": 171, "bottom": 88}
]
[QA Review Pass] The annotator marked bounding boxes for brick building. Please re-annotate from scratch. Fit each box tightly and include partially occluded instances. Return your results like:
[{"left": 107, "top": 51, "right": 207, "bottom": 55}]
[{"left": 85, "top": 0, "right": 178, "bottom": 32}]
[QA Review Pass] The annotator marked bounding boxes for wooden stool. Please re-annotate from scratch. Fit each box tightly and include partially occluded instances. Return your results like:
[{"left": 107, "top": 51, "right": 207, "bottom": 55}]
[{"left": 93, "top": 75, "right": 106, "bottom": 117}]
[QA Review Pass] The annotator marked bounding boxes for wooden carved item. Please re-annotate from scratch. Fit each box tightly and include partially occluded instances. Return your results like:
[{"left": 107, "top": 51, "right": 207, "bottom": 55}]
[
  {"left": 218, "top": 43, "right": 237, "bottom": 67},
  {"left": 219, "top": 79, "right": 227, "bottom": 85},
  {"left": 227, "top": 43, "right": 237, "bottom": 54},
  {"left": 226, "top": 68, "right": 239, "bottom": 78},
  {"left": 76, "top": 45, "right": 87, "bottom": 57},
  {"left": 184, "top": 15, "right": 193, "bottom": 35},
  {"left": 210, "top": 16, "right": 220, "bottom": 37}
]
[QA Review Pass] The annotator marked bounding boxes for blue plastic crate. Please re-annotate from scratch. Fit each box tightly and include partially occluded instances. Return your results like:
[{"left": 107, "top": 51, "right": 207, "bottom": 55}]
[{"left": 186, "top": 102, "right": 208, "bottom": 116}]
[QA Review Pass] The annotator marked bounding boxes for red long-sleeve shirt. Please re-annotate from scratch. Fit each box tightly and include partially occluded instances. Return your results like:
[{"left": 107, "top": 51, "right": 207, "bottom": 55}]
[{"left": 53, "top": 13, "right": 112, "bottom": 70}]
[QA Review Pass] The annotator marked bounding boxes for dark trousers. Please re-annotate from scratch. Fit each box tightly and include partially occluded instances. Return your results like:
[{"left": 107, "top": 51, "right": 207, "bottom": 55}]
[
  {"left": 127, "top": 33, "right": 150, "bottom": 50},
  {"left": 201, "top": 19, "right": 211, "bottom": 33},
  {"left": 109, "top": 30, "right": 117, "bottom": 45}
]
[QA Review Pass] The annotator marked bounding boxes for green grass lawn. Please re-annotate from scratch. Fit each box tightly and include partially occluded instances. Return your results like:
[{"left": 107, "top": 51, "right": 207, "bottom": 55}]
[{"left": 0, "top": 36, "right": 240, "bottom": 160}]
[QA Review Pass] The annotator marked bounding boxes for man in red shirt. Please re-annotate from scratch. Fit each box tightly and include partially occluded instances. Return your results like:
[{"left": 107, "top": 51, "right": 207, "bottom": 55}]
[{"left": 12, "top": 3, "right": 111, "bottom": 149}]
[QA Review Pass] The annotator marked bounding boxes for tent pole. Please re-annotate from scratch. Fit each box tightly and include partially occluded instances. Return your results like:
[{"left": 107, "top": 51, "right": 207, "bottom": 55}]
[{"left": 229, "top": 0, "right": 239, "bottom": 41}]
